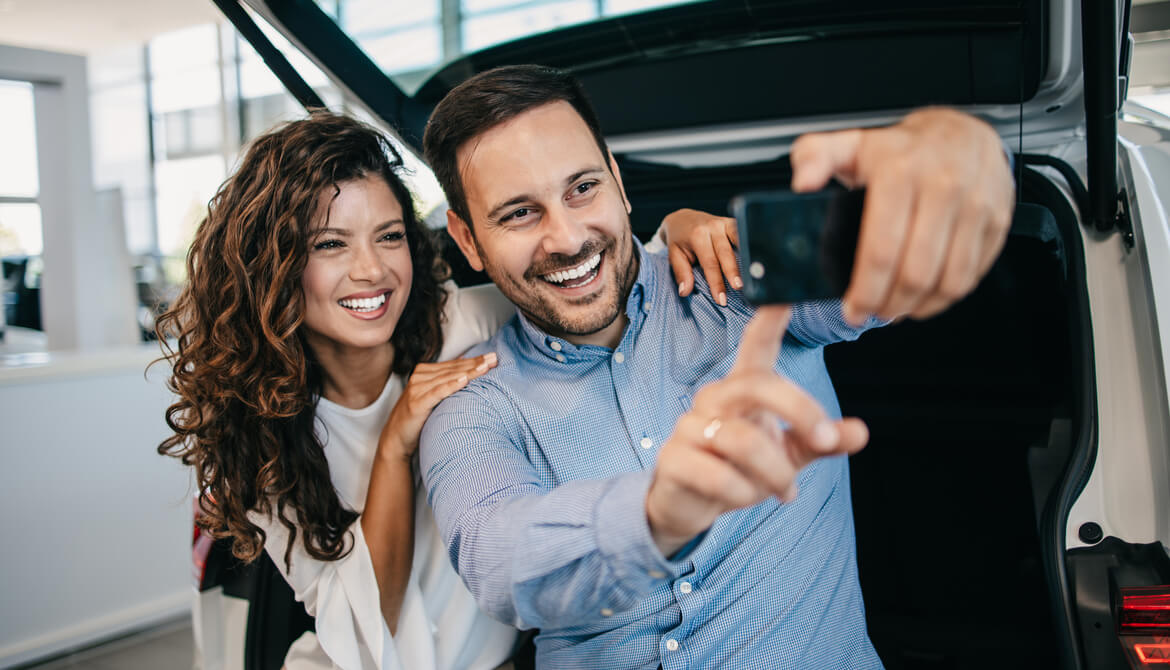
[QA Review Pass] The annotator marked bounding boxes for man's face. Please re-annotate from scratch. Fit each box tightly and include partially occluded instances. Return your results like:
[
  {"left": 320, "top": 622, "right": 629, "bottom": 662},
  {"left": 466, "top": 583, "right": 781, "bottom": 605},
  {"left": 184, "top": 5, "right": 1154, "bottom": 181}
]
[{"left": 448, "top": 100, "right": 637, "bottom": 345}]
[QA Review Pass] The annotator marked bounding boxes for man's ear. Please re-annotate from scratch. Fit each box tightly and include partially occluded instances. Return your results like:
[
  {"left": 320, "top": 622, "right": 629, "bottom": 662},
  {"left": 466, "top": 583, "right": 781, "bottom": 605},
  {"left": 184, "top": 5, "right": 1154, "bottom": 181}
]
[
  {"left": 446, "top": 210, "right": 485, "bottom": 272},
  {"left": 608, "top": 150, "right": 632, "bottom": 215}
]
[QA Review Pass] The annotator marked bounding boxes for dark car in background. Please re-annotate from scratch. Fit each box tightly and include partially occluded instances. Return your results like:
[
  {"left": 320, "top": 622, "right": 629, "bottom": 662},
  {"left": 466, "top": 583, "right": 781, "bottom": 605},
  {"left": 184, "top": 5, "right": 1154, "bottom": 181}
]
[{"left": 201, "top": 1, "right": 1170, "bottom": 668}]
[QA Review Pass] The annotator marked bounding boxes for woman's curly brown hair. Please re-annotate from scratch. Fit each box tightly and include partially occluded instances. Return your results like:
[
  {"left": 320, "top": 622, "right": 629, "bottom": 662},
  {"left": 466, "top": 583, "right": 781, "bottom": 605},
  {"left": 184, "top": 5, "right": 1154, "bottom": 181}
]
[{"left": 155, "top": 110, "right": 448, "bottom": 569}]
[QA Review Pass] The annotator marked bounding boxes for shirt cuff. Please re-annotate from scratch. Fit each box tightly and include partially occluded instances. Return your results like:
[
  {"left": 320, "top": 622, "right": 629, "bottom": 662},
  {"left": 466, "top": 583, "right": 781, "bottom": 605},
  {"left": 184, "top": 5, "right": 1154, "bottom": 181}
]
[{"left": 594, "top": 470, "right": 693, "bottom": 599}]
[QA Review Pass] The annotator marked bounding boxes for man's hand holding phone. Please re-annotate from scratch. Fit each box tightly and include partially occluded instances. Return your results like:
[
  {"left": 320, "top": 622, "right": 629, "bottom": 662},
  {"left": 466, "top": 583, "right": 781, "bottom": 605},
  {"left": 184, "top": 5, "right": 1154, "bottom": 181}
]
[
  {"left": 788, "top": 107, "right": 1015, "bottom": 323},
  {"left": 645, "top": 306, "right": 869, "bottom": 557}
]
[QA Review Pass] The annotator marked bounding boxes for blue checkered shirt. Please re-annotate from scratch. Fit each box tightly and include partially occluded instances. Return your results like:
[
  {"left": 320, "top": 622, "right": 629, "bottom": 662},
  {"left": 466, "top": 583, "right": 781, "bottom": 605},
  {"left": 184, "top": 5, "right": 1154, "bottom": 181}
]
[{"left": 420, "top": 241, "right": 885, "bottom": 669}]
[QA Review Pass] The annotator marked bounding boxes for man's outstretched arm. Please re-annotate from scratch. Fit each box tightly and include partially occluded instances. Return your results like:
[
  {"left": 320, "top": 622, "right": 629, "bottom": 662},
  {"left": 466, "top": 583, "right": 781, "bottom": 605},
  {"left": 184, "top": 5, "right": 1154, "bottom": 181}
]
[{"left": 420, "top": 308, "right": 870, "bottom": 629}]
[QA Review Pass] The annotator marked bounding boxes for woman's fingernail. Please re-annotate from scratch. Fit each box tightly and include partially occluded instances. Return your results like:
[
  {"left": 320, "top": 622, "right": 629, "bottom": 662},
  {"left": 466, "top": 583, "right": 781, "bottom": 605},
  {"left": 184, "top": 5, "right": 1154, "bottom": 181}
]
[
  {"left": 679, "top": 282, "right": 686, "bottom": 296},
  {"left": 732, "top": 276, "right": 744, "bottom": 289},
  {"left": 812, "top": 422, "right": 839, "bottom": 450},
  {"left": 484, "top": 352, "right": 498, "bottom": 364},
  {"left": 718, "top": 292, "right": 727, "bottom": 306},
  {"left": 458, "top": 374, "right": 468, "bottom": 384}
]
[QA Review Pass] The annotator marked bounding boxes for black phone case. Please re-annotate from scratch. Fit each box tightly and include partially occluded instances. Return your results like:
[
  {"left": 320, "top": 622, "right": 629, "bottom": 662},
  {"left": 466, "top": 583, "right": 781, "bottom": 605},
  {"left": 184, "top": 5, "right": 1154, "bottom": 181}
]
[{"left": 730, "top": 188, "right": 865, "bottom": 305}]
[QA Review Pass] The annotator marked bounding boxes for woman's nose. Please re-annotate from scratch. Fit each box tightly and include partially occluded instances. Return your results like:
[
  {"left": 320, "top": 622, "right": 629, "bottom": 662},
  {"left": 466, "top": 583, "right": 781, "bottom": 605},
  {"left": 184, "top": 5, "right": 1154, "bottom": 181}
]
[{"left": 349, "top": 244, "right": 386, "bottom": 282}]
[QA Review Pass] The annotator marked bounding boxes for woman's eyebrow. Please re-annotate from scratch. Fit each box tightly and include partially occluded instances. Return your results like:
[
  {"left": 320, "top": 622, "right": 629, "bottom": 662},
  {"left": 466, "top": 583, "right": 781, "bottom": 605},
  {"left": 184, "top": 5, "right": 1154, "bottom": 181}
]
[{"left": 374, "top": 219, "right": 405, "bottom": 232}]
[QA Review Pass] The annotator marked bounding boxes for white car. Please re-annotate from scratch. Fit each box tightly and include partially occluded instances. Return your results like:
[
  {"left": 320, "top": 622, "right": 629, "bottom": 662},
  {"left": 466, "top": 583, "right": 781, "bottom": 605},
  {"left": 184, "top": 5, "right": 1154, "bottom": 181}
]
[{"left": 205, "top": 1, "right": 1170, "bottom": 668}]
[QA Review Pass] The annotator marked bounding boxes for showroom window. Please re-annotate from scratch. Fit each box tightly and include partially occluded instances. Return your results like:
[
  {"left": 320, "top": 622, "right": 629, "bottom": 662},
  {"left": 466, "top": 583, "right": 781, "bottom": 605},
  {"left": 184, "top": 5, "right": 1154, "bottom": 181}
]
[{"left": 0, "top": 79, "right": 42, "bottom": 258}]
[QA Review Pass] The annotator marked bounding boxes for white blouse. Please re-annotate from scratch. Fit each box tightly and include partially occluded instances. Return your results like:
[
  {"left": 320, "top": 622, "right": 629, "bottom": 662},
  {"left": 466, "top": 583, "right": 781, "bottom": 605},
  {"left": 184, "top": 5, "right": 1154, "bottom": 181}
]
[{"left": 252, "top": 282, "right": 519, "bottom": 670}]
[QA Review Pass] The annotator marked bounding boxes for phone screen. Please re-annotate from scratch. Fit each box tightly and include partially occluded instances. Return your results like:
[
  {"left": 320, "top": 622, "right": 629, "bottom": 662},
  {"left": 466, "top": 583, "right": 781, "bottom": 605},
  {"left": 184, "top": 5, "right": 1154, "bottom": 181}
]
[{"left": 730, "top": 188, "right": 864, "bottom": 305}]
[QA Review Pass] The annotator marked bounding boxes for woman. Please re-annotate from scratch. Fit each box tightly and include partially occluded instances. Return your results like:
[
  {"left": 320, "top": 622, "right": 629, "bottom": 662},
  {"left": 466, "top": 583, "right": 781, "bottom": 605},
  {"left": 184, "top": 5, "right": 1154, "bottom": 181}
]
[{"left": 156, "top": 110, "right": 738, "bottom": 670}]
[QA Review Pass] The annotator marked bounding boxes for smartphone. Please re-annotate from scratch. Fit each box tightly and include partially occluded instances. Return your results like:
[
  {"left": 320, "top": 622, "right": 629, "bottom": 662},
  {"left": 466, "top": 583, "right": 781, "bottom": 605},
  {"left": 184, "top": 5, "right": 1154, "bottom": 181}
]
[{"left": 729, "top": 187, "right": 865, "bottom": 305}]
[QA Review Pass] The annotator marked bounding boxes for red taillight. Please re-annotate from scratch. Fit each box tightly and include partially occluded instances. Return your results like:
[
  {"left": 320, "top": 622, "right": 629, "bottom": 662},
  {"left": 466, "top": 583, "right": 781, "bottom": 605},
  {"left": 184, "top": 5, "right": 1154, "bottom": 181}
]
[
  {"left": 1135, "top": 644, "right": 1170, "bottom": 664},
  {"left": 1120, "top": 587, "right": 1170, "bottom": 667},
  {"left": 1123, "top": 588, "right": 1170, "bottom": 632}
]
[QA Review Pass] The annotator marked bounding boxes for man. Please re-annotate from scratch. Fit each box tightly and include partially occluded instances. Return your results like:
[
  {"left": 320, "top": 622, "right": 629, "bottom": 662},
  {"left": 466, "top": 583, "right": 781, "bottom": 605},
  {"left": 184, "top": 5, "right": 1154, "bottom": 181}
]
[{"left": 419, "top": 65, "right": 1013, "bottom": 668}]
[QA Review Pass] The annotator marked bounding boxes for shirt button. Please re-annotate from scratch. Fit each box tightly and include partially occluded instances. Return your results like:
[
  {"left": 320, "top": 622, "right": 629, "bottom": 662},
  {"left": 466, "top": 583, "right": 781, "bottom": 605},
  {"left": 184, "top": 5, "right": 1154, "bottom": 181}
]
[
  {"left": 555, "top": 353, "right": 566, "bottom": 363},
  {"left": 600, "top": 608, "right": 613, "bottom": 617},
  {"left": 648, "top": 569, "right": 666, "bottom": 579},
  {"left": 613, "top": 351, "right": 625, "bottom": 363},
  {"left": 679, "top": 581, "right": 692, "bottom": 594},
  {"left": 640, "top": 437, "right": 653, "bottom": 449},
  {"left": 666, "top": 639, "right": 679, "bottom": 652},
  {"left": 550, "top": 341, "right": 562, "bottom": 351}
]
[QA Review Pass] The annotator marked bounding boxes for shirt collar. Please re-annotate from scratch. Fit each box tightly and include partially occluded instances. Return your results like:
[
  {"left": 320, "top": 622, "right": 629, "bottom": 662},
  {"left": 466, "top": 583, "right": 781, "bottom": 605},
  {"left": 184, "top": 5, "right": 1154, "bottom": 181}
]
[{"left": 516, "top": 237, "right": 659, "bottom": 363}]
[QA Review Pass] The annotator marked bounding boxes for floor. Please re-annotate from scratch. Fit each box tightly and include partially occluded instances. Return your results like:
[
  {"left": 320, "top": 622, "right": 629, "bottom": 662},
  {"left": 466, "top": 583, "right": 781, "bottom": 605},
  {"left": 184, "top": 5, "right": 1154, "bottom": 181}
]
[{"left": 20, "top": 619, "right": 193, "bottom": 670}]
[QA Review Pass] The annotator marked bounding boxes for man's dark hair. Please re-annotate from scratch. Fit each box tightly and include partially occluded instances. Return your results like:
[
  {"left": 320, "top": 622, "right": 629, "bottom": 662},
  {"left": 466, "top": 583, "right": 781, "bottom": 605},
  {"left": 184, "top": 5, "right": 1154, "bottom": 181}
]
[{"left": 423, "top": 64, "right": 610, "bottom": 230}]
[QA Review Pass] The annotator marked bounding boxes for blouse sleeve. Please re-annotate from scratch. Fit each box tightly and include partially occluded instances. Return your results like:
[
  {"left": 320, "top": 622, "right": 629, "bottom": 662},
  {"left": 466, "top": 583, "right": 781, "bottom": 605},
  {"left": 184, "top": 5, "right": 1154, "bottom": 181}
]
[
  {"left": 437, "top": 282, "right": 515, "bottom": 361},
  {"left": 644, "top": 220, "right": 668, "bottom": 254},
  {"left": 252, "top": 510, "right": 416, "bottom": 670}
]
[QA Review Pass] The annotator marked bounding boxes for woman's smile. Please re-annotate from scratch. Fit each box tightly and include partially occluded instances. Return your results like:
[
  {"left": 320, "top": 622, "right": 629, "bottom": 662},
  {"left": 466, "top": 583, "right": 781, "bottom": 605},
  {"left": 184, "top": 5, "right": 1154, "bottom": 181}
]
[{"left": 338, "top": 289, "right": 393, "bottom": 319}]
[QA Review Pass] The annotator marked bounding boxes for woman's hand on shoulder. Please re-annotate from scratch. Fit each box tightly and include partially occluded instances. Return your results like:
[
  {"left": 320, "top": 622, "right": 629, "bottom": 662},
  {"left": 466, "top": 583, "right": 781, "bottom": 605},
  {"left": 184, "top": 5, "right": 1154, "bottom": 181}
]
[
  {"left": 379, "top": 352, "right": 498, "bottom": 459},
  {"left": 661, "top": 208, "right": 742, "bottom": 306}
]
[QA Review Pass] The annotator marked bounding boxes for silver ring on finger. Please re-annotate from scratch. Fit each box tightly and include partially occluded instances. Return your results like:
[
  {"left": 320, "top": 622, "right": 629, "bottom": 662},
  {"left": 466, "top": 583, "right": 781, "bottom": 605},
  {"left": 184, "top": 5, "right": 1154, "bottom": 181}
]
[{"left": 702, "top": 418, "right": 723, "bottom": 441}]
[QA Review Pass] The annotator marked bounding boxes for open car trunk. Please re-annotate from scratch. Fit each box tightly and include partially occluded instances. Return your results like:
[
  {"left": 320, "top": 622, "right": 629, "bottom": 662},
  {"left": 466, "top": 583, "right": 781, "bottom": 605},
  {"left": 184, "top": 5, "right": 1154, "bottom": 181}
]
[
  {"left": 614, "top": 155, "right": 1090, "bottom": 669},
  {"left": 214, "top": 0, "right": 1167, "bottom": 666}
]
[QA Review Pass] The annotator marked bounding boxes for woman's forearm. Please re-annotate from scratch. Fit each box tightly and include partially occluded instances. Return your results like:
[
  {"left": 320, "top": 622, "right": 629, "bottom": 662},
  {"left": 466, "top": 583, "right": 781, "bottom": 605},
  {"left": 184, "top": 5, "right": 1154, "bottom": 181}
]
[{"left": 359, "top": 439, "right": 416, "bottom": 636}]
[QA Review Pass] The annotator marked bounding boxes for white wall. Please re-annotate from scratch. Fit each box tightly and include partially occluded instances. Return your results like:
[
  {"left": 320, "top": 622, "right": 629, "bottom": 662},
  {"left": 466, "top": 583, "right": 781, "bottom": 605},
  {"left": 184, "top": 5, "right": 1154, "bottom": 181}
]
[
  {"left": 0, "top": 350, "right": 191, "bottom": 668},
  {"left": 0, "top": 43, "right": 139, "bottom": 352}
]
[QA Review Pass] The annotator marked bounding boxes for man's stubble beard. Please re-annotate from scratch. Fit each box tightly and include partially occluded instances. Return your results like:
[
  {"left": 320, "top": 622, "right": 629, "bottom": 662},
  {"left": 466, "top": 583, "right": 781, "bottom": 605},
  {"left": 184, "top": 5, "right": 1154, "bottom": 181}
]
[{"left": 476, "top": 230, "right": 639, "bottom": 338}]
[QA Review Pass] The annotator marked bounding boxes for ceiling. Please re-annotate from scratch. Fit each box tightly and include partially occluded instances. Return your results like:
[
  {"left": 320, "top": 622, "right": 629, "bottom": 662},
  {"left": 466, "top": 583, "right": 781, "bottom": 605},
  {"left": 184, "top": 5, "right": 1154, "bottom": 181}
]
[{"left": 0, "top": 0, "right": 222, "bottom": 55}]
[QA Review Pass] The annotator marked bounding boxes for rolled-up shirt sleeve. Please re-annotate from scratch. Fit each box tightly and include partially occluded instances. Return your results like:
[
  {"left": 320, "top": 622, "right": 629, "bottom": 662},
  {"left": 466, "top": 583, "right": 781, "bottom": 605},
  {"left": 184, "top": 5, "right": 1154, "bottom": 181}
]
[
  {"left": 250, "top": 511, "right": 407, "bottom": 670},
  {"left": 421, "top": 385, "right": 686, "bottom": 631},
  {"left": 785, "top": 299, "right": 887, "bottom": 347}
]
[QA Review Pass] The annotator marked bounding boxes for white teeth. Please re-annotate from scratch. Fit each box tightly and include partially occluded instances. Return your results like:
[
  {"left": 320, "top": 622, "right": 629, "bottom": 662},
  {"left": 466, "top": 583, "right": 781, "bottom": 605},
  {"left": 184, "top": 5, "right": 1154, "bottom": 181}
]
[
  {"left": 542, "top": 253, "right": 601, "bottom": 285},
  {"left": 339, "top": 293, "right": 387, "bottom": 312}
]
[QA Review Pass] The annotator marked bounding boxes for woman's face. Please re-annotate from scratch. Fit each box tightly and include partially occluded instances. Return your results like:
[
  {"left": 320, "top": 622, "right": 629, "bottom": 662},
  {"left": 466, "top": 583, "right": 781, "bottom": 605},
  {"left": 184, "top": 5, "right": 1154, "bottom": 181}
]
[{"left": 301, "top": 174, "right": 414, "bottom": 357}]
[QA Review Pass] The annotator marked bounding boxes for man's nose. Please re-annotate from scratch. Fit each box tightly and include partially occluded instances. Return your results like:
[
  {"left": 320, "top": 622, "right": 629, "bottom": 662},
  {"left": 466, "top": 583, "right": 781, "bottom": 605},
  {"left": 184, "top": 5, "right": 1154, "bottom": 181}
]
[{"left": 539, "top": 205, "right": 588, "bottom": 257}]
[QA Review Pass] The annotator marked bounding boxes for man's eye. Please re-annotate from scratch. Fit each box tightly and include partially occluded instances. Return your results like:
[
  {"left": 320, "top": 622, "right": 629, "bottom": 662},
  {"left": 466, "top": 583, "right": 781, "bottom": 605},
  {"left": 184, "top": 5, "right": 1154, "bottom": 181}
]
[
  {"left": 574, "top": 181, "right": 596, "bottom": 195},
  {"left": 313, "top": 239, "right": 343, "bottom": 250},
  {"left": 502, "top": 207, "right": 531, "bottom": 223}
]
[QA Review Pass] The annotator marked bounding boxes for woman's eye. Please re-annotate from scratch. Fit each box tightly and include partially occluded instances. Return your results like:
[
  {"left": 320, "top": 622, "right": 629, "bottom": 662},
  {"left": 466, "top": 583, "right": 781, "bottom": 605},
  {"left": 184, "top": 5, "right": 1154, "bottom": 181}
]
[
  {"left": 312, "top": 239, "right": 343, "bottom": 251},
  {"left": 380, "top": 231, "right": 406, "bottom": 243}
]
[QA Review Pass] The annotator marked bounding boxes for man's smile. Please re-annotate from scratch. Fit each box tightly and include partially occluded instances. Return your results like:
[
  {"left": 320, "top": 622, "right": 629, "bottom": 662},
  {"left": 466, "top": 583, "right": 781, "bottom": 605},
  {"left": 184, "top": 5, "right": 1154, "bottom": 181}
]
[{"left": 540, "top": 251, "right": 602, "bottom": 288}]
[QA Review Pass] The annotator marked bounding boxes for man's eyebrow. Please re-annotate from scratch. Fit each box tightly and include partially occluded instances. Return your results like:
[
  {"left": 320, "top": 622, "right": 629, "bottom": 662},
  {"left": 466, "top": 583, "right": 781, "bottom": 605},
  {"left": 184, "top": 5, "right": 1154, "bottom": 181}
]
[
  {"left": 485, "top": 167, "right": 608, "bottom": 223},
  {"left": 565, "top": 167, "right": 606, "bottom": 186},
  {"left": 486, "top": 196, "right": 531, "bottom": 224}
]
